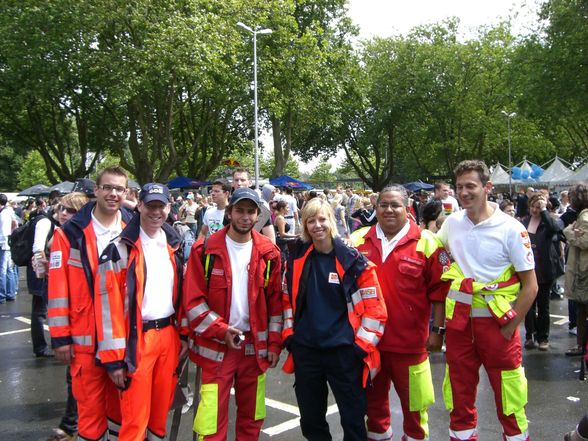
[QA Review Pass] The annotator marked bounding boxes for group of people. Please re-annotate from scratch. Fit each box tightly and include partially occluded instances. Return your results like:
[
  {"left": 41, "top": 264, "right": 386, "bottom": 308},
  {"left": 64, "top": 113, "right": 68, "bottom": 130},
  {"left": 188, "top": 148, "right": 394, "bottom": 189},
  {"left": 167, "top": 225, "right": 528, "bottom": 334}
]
[{"left": 3, "top": 158, "right": 588, "bottom": 441}]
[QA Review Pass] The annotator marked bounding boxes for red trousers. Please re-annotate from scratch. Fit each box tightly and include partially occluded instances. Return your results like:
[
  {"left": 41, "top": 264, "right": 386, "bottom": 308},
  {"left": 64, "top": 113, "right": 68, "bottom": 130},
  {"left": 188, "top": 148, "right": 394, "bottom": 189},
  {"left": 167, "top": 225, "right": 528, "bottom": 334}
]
[
  {"left": 119, "top": 325, "right": 180, "bottom": 441},
  {"left": 367, "top": 352, "right": 431, "bottom": 441},
  {"left": 445, "top": 318, "right": 529, "bottom": 441},
  {"left": 194, "top": 334, "right": 265, "bottom": 441},
  {"left": 71, "top": 353, "right": 122, "bottom": 441}
]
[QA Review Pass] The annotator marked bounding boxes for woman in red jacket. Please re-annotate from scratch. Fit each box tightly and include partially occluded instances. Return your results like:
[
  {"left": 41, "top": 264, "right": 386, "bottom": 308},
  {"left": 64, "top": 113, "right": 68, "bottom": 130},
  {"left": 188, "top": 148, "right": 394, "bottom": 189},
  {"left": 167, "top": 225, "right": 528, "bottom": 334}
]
[{"left": 282, "top": 198, "right": 387, "bottom": 441}]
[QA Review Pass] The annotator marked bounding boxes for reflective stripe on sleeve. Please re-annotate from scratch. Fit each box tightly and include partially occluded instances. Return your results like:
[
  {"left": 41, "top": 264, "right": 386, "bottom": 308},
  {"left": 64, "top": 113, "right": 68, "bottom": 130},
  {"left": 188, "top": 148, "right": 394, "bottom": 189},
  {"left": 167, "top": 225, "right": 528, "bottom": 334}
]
[
  {"left": 98, "top": 338, "right": 126, "bottom": 351},
  {"left": 72, "top": 335, "right": 93, "bottom": 346},
  {"left": 269, "top": 322, "right": 282, "bottom": 333},
  {"left": 48, "top": 298, "right": 69, "bottom": 309},
  {"left": 257, "top": 330, "right": 268, "bottom": 341},
  {"left": 48, "top": 315, "right": 69, "bottom": 327},
  {"left": 448, "top": 290, "right": 473, "bottom": 305},
  {"left": 195, "top": 311, "right": 221, "bottom": 335},
  {"left": 283, "top": 309, "right": 293, "bottom": 319},
  {"left": 67, "top": 248, "right": 83, "bottom": 268},
  {"left": 258, "top": 348, "right": 268, "bottom": 358},
  {"left": 350, "top": 290, "right": 362, "bottom": 306},
  {"left": 361, "top": 317, "right": 384, "bottom": 333},
  {"left": 357, "top": 327, "right": 380, "bottom": 346},
  {"left": 283, "top": 318, "right": 293, "bottom": 330},
  {"left": 188, "top": 303, "right": 210, "bottom": 322}
]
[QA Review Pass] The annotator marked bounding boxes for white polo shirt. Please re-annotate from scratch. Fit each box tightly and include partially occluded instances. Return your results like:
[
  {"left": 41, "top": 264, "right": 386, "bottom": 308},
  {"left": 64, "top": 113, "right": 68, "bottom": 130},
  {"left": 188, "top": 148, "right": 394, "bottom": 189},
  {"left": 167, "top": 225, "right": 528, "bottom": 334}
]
[
  {"left": 92, "top": 211, "right": 123, "bottom": 255},
  {"left": 140, "top": 228, "right": 175, "bottom": 321},
  {"left": 376, "top": 221, "right": 410, "bottom": 263},
  {"left": 437, "top": 202, "right": 534, "bottom": 282}
]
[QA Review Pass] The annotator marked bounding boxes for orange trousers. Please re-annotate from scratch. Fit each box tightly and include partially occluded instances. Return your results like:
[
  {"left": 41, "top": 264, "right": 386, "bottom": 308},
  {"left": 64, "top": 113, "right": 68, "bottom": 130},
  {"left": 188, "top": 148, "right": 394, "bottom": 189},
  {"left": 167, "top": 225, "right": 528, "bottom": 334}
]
[
  {"left": 71, "top": 353, "right": 122, "bottom": 441},
  {"left": 119, "top": 325, "right": 180, "bottom": 441}
]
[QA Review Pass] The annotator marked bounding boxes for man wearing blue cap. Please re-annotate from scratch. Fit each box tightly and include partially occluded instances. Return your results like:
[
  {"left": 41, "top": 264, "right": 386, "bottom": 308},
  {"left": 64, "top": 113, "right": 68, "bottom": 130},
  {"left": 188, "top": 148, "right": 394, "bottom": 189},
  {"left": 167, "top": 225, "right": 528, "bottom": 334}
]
[
  {"left": 95, "top": 183, "right": 189, "bottom": 441},
  {"left": 184, "top": 187, "right": 283, "bottom": 441}
]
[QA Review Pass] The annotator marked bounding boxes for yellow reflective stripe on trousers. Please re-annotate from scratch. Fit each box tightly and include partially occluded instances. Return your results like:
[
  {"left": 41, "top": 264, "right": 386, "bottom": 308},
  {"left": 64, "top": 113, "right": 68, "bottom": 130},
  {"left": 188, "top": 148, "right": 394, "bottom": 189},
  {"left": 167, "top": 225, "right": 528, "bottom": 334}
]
[
  {"left": 442, "top": 364, "right": 453, "bottom": 411},
  {"left": 255, "top": 373, "right": 266, "bottom": 421},
  {"left": 193, "top": 383, "right": 218, "bottom": 435},
  {"left": 501, "top": 366, "right": 529, "bottom": 433},
  {"left": 408, "top": 358, "right": 433, "bottom": 438},
  {"left": 408, "top": 358, "right": 434, "bottom": 411}
]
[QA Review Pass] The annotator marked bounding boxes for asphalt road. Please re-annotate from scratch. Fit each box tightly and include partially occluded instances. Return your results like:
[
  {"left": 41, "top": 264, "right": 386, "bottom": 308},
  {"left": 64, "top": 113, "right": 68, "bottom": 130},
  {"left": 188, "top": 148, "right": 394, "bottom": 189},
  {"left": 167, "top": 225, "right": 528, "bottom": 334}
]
[{"left": 1, "top": 276, "right": 586, "bottom": 441}]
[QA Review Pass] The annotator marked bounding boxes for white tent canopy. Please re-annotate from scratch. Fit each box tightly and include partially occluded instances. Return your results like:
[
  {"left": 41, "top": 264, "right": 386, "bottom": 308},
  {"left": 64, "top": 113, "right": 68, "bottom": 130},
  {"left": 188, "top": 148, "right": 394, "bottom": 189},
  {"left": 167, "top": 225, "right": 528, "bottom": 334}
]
[
  {"left": 539, "top": 157, "right": 574, "bottom": 184},
  {"left": 489, "top": 163, "right": 511, "bottom": 185},
  {"left": 553, "top": 161, "right": 588, "bottom": 186}
]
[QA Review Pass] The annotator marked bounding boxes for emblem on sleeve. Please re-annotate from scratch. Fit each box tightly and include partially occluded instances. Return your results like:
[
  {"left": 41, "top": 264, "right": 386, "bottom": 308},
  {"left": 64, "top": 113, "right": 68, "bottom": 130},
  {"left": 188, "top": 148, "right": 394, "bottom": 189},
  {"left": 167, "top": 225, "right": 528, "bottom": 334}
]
[{"left": 50, "top": 251, "right": 62, "bottom": 269}]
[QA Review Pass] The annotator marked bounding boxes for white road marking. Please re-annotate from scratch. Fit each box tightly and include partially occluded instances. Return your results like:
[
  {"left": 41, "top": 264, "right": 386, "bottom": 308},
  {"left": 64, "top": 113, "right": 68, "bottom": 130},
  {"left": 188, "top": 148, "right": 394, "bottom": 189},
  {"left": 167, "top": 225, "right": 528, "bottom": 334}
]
[
  {"left": 0, "top": 328, "right": 29, "bottom": 336},
  {"left": 262, "top": 403, "right": 339, "bottom": 436},
  {"left": 0, "top": 316, "right": 49, "bottom": 337},
  {"left": 15, "top": 316, "right": 49, "bottom": 331},
  {"left": 232, "top": 387, "right": 340, "bottom": 436}
]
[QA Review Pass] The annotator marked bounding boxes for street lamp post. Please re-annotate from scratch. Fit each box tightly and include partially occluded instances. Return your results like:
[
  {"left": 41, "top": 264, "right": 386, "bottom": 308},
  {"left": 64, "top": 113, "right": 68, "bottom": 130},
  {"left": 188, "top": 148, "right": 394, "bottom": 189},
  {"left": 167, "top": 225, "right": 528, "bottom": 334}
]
[
  {"left": 237, "top": 22, "right": 272, "bottom": 190},
  {"left": 501, "top": 110, "right": 517, "bottom": 197}
]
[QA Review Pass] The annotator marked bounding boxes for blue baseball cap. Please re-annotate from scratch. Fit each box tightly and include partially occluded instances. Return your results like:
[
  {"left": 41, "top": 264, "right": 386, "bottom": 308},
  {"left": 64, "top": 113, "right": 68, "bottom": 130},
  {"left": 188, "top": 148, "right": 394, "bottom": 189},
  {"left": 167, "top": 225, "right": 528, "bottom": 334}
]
[{"left": 140, "top": 183, "right": 170, "bottom": 204}]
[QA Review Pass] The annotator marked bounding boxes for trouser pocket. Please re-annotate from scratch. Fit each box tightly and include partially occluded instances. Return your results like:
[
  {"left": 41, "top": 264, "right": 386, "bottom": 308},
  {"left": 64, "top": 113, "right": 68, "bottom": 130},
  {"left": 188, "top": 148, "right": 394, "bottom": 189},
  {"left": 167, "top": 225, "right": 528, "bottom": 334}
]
[
  {"left": 408, "top": 358, "right": 435, "bottom": 411},
  {"left": 193, "top": 383, "right": 218, "bottom": 435},
  {"left": 501, "top": 366, "right": 528, "bottom": 416}
]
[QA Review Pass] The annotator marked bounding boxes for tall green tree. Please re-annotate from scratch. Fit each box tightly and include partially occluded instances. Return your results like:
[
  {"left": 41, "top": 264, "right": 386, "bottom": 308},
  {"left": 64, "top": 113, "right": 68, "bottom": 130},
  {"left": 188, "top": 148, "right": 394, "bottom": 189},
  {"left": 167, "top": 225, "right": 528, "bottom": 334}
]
[{"left": 514, "top": 0, "right": 588, "bottom": 158}]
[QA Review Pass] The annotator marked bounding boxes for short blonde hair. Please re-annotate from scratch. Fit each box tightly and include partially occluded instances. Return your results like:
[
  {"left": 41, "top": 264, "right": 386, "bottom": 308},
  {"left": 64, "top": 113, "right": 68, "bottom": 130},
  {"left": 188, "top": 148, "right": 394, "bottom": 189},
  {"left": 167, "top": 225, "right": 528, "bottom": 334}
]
[
  {"left": 301, "top": 198, "right": 338, "bottom": 243},
  {"left": 61, "top": 192, "right": 90, "bottom": 211}
]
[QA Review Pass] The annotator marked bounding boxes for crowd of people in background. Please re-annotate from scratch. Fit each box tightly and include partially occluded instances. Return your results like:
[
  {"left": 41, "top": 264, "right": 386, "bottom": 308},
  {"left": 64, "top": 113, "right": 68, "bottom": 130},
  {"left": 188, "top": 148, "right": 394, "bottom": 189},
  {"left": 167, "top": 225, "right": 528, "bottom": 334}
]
[{"left": 0, "top": 163, "right": 587, "bottom": 441}]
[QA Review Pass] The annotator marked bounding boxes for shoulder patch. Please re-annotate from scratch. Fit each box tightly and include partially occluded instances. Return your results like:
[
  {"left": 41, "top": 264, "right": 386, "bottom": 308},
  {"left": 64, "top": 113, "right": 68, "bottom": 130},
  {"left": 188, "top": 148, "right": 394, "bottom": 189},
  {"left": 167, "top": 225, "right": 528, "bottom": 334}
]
[
  {"left": 438, "top": 250, "right": 450, "bottom": 267},
  {"left": 360, "top": 287, "right": 378, "bottom": 299},
  {"left": 50, "top": 251, "right": 62, "bottom": 269}
]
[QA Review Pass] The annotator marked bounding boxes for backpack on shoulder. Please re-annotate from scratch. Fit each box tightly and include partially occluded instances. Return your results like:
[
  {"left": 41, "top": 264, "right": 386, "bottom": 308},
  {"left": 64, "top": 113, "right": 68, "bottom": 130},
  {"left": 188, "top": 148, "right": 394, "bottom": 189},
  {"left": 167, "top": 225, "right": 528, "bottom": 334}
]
[{"left": 9, "top": 215, "right": 55, "bottom": 266}]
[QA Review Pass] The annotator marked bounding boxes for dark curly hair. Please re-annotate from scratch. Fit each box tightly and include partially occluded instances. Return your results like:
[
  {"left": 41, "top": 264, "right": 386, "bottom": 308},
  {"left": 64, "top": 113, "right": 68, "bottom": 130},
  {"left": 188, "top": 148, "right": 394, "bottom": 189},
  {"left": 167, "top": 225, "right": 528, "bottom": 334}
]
[
  {"left": 421, "top": 200, "right": 443, "bottom": 225},
  {"left": 570, "top": 184, "right": 588, "bottom": 212}
]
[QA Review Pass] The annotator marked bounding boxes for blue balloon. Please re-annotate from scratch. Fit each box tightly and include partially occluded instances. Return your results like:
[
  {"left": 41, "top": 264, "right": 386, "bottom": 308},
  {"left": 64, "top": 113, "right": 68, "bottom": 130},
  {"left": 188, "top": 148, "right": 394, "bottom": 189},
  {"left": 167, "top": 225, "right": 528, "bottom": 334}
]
[
  {"left": 521, "top": 170, "right": 530, "bottom": 179},
  {"left": 512, "top": 166, "right": 522, "bottom": 180},
  {"left": 531, "top": 164, "right": 544, "bottom": 178}
]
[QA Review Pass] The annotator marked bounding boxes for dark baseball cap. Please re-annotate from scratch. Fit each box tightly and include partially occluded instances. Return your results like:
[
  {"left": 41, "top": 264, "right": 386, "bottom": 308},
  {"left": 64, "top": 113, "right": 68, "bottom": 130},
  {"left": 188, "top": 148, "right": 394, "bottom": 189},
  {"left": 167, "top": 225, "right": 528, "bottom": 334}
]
[
  {"left": 229, "top": 187, "right": 261, "bottom": 208},
  {"left": 72, "top": 178, "right": 96, "bottom": 197},
  {"left": 139, "top": 183, "right": 170, "bottom": 204}
]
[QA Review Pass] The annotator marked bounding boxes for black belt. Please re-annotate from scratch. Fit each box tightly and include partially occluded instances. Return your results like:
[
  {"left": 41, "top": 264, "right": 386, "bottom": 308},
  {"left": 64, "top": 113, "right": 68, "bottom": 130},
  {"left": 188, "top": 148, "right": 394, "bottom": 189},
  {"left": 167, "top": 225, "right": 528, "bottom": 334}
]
[
  {"left": 142, "top": 316, "right": 173, "bottom": 332},
  {"left": 284, "top": 215, "right": 294, "bottom": 219}
]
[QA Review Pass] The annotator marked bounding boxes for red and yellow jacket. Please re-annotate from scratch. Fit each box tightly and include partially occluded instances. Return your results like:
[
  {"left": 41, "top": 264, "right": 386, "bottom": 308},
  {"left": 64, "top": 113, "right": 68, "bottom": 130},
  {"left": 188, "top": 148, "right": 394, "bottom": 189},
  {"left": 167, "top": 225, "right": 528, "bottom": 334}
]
[
  {"left": 48, "top": 202, "right": 133, "bottom": 354},
  {"left": 351, "top": 222, "right": 450, "bottom": 353},
  {"left": 282, "top": 237, "right": 387, "bottom": 386},
  {"left": 93, "top": 213, "right": 189, "bottom": 373},
  {"left": 182, "top": 226, "right": 283, "bottom": 371}
]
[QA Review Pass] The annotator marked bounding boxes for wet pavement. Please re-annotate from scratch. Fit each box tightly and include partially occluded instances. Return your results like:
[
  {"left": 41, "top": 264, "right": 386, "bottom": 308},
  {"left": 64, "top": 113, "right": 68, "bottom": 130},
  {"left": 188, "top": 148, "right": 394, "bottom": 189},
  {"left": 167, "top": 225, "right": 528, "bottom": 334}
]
[{"left": 1, "top": 276, "right": 586, "bottom": 441}]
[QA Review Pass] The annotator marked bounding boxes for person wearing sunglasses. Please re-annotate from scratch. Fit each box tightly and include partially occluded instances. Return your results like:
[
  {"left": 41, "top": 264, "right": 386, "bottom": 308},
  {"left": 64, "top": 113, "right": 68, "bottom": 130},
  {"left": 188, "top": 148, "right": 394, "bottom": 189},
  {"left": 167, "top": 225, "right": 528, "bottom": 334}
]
[{"left": 41, "top": 192, "right": 89, "bottom": 441}]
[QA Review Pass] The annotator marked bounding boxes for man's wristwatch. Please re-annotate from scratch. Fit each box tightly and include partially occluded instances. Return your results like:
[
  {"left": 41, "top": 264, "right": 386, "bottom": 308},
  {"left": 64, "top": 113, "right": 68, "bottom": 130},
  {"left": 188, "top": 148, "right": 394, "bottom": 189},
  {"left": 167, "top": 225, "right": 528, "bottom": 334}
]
[{"left": 431, "top": 326, "right": 446, "bottom": 336}]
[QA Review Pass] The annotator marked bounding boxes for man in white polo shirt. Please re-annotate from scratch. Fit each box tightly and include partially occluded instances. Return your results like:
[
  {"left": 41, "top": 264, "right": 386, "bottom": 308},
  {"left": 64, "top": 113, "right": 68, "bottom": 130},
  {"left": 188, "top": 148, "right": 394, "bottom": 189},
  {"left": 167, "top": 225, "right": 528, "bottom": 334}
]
[
  {"left": 437, "top": 160, "right": 537, "bottom": 441},
  {"left": 95, "top": 183, "right": 188, "bottom": 441}
]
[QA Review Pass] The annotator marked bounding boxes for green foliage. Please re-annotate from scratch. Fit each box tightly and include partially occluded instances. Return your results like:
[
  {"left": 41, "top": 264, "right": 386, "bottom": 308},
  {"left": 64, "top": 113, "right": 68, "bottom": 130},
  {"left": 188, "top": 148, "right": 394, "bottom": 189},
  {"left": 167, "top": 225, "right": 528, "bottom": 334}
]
[
  {"left": 308, "top": 158, "right": 336, "bottom": 182},
  {"left": 0, "top": 0, "right": 584, "bottom": 190},
  {"left": 17, "top": 151, "right": 52, "bottom": 190}
]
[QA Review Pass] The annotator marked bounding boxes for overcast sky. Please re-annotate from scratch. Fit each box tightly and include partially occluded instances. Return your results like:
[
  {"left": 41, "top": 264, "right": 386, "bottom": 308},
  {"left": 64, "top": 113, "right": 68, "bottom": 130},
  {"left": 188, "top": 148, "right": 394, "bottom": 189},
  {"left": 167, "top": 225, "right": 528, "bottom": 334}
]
[
  {"left": 346, "top": 0, "right": 543, "bottom": 40},
  {"left": 291, "top": 0, "right": 544, "bottom": 174}
]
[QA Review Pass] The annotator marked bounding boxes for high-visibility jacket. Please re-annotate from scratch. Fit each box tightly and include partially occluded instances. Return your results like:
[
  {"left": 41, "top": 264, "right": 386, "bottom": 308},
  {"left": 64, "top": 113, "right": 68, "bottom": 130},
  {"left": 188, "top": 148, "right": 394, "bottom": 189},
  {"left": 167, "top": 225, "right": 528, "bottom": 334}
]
[
  {"left": 441, "top": 262, "right": 521, "bottom": 330},
  {"left": 183, "top": 226, "right": 283, "bottom": 371},
  {"left": 351, "top": 222, "right": 450, "bottom": 353},
  {"left": 48, "top": 202, "right": 133, "bottom": 354},
  {"left": 94, "top": 213, "right": 189, "bottom": 372},
  {"left": 282, "top": 237, "right": 387, "bottom": 386}
]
